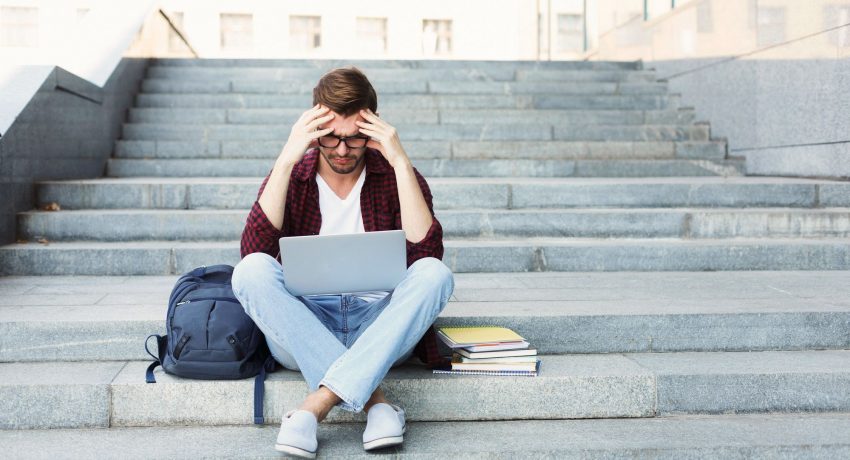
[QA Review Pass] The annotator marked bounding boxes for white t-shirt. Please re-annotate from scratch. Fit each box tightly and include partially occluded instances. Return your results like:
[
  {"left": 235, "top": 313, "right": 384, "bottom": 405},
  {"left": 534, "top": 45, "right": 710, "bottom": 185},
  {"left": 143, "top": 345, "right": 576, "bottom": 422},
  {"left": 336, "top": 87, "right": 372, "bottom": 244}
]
[
  {"left": 316, "top": 169, "right": 366, "bottom": 235},
  {"left": 315, "top": 169, "right": 390, "bottom": 303}
]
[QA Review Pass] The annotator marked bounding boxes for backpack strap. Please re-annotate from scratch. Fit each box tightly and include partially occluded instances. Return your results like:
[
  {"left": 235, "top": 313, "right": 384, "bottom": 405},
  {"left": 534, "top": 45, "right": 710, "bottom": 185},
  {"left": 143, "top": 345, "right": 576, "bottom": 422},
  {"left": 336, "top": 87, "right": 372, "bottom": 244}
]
[
  {"left": 145, "top": 361, "right": 159, "bottom": 384},
  {"left": 145, "top": 334, "right": 167, "bottom": 384},
  {"left": 253, "top": 355, "right": 277, "bottom": 424},
  {"left": 200, "top": 264, "right": 234, "bottom": 276},
  {"left": 187, "top": 264, "right": 231, "bottom": 278}
]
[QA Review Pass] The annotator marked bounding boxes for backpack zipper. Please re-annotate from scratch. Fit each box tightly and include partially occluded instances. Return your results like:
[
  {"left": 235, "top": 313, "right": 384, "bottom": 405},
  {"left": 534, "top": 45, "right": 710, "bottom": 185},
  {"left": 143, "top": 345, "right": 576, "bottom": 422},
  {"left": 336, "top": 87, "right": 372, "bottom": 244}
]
[
  {"left": 169, "top": 279, "right": 231, "bottom": 307},
  {"left": 176, "top": 296, "right": 239, "bottom": 306}
]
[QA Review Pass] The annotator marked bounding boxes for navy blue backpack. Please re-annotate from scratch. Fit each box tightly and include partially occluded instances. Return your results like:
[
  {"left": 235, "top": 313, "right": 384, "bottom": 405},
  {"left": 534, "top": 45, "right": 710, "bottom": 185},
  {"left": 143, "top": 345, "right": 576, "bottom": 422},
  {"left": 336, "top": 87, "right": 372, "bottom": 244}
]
[{"left": 145, "top": 264, "right": 276, "bottom": 424}]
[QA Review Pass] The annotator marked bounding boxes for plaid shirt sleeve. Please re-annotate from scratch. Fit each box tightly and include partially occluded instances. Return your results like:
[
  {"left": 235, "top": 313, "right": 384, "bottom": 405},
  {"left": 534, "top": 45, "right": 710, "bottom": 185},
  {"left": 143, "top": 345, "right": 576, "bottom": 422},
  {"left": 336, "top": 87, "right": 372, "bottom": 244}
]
[
  {"left": 404, "top": 168, "right": 444, "bottom": 267},
  {"left": 405, "top": 168, "right": 450, "bottom": 368},
  {"left": 240, "top": 169, "right": 285, "bottom": 260}
]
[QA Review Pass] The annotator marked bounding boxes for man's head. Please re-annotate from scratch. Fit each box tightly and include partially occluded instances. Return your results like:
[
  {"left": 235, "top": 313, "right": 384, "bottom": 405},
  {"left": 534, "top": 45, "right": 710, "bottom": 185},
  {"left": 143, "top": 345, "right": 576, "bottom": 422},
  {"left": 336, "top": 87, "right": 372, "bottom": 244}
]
[
  {"left": 313, "top": 66, "right": 378, "bottom": 116},
  {"left": 312, "top": 67, "right": 378, "bottom": 175}
]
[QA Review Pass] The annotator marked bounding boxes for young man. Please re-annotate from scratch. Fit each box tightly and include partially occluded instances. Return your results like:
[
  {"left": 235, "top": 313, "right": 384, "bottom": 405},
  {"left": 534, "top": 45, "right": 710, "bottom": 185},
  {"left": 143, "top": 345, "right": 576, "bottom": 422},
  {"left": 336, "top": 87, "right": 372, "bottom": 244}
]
[{"left": 231, "top": 67, "right": 454, "bottom": 457}]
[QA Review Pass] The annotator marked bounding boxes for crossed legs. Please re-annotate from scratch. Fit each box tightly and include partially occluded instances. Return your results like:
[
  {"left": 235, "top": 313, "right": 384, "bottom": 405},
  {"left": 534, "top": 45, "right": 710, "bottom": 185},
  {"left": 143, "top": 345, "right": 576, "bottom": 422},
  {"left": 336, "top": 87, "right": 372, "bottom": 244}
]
[{"left": 231, "top": 252, "right": 454, "bottom": 416}]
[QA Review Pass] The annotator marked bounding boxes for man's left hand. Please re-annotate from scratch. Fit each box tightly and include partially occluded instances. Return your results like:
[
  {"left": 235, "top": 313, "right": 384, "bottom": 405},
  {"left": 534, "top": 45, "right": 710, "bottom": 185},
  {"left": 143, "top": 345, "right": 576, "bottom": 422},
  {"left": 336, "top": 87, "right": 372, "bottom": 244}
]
[{"left": 356, "top": 109, "right": 410, "bottom": 169}]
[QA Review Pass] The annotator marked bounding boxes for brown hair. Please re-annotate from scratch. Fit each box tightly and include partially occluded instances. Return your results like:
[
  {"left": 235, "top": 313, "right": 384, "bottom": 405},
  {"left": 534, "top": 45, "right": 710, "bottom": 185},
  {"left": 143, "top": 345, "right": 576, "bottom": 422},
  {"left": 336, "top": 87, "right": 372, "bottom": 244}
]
[{"left": 312, "top": 66, "right": 378, "bottom": 117}]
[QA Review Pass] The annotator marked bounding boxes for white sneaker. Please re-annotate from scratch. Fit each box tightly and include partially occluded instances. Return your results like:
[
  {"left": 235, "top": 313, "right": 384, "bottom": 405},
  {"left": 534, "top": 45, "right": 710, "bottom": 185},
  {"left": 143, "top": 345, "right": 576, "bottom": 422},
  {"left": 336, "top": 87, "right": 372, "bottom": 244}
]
[
  {"left": 362, "top": 403, "right": 406, "bottom": 451},
  {"left": 275, "top": 409, "right": 318, "bottom": 458}
]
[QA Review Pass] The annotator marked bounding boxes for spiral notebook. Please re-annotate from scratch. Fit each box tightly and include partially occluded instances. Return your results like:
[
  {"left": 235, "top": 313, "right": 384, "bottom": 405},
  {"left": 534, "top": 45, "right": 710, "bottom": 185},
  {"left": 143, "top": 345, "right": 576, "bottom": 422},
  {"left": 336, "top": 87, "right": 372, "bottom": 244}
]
[
  {"left": 435, "top": 325, "right": 525, "bottom": 349},
  {"left": 432, "top": 360, "right": 540, "bottom": 377}
]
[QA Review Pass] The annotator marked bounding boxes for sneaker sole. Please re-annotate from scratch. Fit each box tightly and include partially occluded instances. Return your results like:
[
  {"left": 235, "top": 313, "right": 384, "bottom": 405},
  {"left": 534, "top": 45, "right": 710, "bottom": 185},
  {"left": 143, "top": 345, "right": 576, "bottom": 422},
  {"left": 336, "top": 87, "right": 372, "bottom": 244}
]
[
  {"left": 363, "top": 435, "right": 404, "bottom": 451},
  {"left": 363, "top": 425, "right": 406, "bottom": 451},
  {"left": 275, "top": 443, "right": 317, "bottom": 458}
]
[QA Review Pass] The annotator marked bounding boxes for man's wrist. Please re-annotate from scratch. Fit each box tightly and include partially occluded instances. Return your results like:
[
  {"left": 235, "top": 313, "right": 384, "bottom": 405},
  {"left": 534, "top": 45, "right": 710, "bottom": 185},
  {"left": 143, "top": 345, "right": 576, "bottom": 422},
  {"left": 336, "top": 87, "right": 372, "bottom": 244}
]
[
  {"left": 274, "top": 155, "right": 299, "bottom": 172},
  {"left": 387, "top": 148, "right": 412, "bottom": 169}
]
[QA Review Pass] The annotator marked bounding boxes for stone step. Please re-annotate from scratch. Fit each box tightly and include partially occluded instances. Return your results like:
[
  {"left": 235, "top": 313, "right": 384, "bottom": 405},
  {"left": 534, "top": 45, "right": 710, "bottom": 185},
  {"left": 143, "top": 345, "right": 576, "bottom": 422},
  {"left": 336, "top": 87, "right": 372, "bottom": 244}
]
[
  {"left": 150, "top": 58, "right": 641, "bottom": 70},
  {"left": 121, "top": 123, "right": 709, "bottom": 143},
  {"left": 3, "top": 350, "right": 850, "bottom": 429},
  {"left": 141, "top": 78, "right": 670, "bottom": 95},
  {"left": 128, "top": 107, "right": 698, "bottom": 125},
  {"left": 36, "top": 177, "right": 850, "bottom": 211},
  {"left": 2, "top": 238, "right": 850, "bottom": 275},
  {"left": 18, "top": 208, "right": 850, "bottom": 241},
  {"left": 145, "top": 66, "right": 658, "bottom": 82},
  {"left": 135, "top": 93, "right": 676, "bottom": 110},
  {"left": 518, "top": 69, "right": 658, "bottom": 82},
  {"left": 428, "top": 81, "right": 670, "bottom": 95},
  {"left": 114, "top": 139, "right": 723, "bottom": 161},
  {"left": 2, "top": 271, "right": 848, "bottom": 362},
  {"left": 105, "top": 158, "right": 742, "bottom": 178},
  {"left": 3, "top": 413, "right": 849, "bottom": 458}
]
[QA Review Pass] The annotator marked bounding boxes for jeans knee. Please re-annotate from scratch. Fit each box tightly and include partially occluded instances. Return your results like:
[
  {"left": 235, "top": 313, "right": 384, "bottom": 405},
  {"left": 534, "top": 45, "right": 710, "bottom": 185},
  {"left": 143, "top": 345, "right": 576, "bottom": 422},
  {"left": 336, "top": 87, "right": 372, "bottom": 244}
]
[
  {"left": 232, "top": 252, "right": 277, "bottom": 297},
  {"left": 411, "top": 257, "right": 455, "bottom": 304}
]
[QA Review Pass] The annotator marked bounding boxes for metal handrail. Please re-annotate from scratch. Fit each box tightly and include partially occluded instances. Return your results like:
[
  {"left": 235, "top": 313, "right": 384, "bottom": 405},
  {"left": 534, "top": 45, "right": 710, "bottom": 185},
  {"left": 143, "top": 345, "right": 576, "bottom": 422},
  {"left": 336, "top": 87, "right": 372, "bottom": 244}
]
[{"left": 158, "top": 8, "right": 199, "bottom": 58}]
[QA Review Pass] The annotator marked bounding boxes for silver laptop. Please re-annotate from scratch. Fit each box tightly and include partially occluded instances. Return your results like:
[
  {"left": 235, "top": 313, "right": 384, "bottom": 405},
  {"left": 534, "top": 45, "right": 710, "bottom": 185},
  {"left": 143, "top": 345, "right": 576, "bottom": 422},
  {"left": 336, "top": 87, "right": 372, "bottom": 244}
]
[{"left": 278, "top": 230, "right": 407, "bottom": 296}]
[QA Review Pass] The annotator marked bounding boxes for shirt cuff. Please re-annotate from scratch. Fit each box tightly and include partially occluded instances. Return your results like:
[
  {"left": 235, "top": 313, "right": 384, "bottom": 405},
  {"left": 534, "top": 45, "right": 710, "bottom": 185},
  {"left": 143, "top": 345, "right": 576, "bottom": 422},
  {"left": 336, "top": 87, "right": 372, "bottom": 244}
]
[{"left": 406, "top": 217, "right": 440, "bottom": 247}]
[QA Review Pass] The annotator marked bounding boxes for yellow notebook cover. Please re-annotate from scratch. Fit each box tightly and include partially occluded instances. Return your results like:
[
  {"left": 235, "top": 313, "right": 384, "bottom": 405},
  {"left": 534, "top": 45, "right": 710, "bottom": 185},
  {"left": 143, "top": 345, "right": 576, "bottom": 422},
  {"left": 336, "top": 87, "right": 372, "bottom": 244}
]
[{"left": 436, "top": 326, "right": 524, "bottom": 346}]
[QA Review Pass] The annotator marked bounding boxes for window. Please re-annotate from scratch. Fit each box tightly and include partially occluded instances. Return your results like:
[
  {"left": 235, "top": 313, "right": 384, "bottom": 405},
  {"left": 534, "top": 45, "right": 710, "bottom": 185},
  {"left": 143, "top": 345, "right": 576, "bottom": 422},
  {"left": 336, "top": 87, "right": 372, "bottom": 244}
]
[
  {"left": 0, "top": 6, "right": 39, "bottom": 47},
  {"left": 825, "top": 5, "right": 850, "bottom": 48},
  {"left": 756, "top": 7, "right": 786, "bottom": 47},
  {"left": 696, "top": 0, "right": 713, "bottom": 33},
  {"left": 220, "top": 13, "right": 253, "bottom": 50},
  {"left": 556, "top": 13, "right": 583, "bottom": 52},
  {"left": 290, "top": 15, "right": 322, "bottom": 51},
  {"left": 422, "top": 19, "right": 451, "bottom": 56},
  {"left": 167, "top": 12, "right": 187, "bottom": 52},
  {"left": 356, "top": 17, "right": 387, "bottom": 54}
]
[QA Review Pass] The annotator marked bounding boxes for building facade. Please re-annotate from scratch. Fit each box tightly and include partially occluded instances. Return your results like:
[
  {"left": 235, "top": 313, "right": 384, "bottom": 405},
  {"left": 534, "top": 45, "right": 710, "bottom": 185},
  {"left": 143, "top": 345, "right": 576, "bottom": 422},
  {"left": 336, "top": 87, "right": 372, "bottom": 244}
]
[{"left": 0, "top": 0, "right": 591, "bottom": 62}]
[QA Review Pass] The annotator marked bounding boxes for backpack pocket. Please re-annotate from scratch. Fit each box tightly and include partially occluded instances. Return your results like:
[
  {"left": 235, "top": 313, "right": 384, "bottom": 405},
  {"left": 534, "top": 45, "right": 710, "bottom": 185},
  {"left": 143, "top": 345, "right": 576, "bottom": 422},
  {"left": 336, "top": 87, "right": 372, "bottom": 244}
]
[{"left": 169, "top": 298, "right": 255, "bottom": 363}]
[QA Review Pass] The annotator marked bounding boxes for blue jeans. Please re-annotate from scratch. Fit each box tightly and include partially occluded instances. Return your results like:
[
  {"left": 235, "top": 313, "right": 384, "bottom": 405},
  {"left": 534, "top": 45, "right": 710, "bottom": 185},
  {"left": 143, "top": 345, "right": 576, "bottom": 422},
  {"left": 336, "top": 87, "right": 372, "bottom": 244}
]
[{"left": 231, "top": 253, "right": 454, "bottom": 413}]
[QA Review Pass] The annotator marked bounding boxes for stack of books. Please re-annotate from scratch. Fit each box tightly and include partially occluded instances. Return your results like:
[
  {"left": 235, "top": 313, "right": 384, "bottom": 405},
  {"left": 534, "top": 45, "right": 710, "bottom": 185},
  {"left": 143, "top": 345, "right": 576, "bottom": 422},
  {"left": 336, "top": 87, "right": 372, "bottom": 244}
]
[{"left": 433, "top": 325, "right": 540, "bottom": 376}]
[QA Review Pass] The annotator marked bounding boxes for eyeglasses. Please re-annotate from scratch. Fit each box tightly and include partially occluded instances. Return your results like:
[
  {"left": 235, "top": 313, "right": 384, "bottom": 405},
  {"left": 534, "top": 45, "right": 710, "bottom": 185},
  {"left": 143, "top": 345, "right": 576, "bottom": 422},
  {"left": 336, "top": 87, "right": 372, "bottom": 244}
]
[{"left": 318, "top": 134, "right": 369, "bottom": 149}]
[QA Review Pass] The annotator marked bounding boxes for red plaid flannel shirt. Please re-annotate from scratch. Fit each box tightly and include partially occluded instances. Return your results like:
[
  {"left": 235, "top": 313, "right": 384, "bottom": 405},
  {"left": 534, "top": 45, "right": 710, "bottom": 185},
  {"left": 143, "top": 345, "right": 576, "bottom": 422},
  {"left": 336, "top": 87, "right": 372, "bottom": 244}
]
[{"left": 239, "top": 148, "right": 448, "bottom": 368}]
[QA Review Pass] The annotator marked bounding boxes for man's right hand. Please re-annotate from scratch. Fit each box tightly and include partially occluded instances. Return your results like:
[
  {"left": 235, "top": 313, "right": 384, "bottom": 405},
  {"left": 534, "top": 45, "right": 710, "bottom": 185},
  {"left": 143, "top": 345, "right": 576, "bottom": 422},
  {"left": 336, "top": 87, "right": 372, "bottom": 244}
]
[
  {"left": 277, "top": 104, "right": 335, "bottom": 167},
  {"left": 257, "top": 105, "right": 334, "bottom": 232}
]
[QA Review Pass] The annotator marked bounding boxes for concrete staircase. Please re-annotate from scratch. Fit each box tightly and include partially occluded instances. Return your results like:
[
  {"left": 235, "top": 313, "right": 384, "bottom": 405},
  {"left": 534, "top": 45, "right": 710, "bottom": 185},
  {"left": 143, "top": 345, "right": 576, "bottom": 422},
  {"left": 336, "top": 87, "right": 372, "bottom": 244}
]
[{"left": 1, "top": 59, "right": 849, "bottom": 457}]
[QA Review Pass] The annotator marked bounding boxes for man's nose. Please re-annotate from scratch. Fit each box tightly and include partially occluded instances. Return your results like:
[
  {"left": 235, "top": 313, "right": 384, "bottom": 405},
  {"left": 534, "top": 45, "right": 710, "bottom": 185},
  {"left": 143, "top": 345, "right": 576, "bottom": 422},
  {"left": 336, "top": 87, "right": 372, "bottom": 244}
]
[{"left": 335, "top": 142, "right": 350, "bottom": 155}]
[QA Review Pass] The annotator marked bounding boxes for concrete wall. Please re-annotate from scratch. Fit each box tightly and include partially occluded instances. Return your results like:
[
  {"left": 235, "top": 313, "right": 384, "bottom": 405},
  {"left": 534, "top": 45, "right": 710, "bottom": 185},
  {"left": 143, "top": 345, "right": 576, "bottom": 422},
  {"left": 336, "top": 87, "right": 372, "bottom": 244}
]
[
  {"left": 0, "top": 58, "right": 148, "bottom": 245},
  {"left": 590, "top": 0, "right": 850, "bottom": 179},
  {"left": 654, "top": 54, "right": 850, "bottom": 179}
]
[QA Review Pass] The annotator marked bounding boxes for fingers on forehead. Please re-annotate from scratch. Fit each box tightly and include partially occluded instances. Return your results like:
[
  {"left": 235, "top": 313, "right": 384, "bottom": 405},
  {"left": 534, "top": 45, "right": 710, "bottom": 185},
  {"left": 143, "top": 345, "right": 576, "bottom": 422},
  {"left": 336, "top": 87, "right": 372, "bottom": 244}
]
[{"left": 302, "top": 105, "right": 324, "bottom": 120}]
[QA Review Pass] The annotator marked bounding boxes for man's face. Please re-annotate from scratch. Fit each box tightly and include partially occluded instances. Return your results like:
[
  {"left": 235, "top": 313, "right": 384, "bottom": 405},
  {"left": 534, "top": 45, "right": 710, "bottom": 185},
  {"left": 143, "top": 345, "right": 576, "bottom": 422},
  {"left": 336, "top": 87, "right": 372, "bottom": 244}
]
[{"left": 316, "top": 108, "right": 368, "bottom": 175}]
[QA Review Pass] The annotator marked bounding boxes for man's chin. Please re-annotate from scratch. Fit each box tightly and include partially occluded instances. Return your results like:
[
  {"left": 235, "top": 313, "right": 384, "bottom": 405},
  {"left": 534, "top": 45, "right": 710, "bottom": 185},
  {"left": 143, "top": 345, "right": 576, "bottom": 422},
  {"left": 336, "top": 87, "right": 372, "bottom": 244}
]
[
  {"left": 322, "top": 152, "right": 364, "bottom": 174},
  {"left": 329, "top": 163, "right": 359, "bottom": 174}
]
